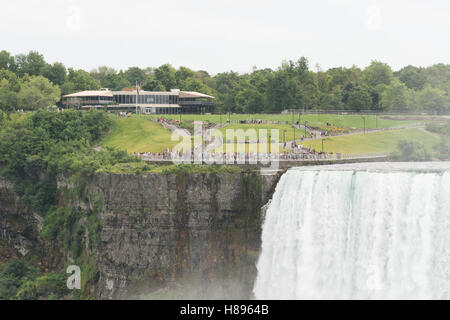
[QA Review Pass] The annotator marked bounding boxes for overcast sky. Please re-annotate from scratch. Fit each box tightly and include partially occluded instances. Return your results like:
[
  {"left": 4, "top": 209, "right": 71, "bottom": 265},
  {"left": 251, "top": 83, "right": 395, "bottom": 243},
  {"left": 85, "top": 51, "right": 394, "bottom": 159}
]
[{"left": 1, "top": 0, "right": 449, "bottom": 74}]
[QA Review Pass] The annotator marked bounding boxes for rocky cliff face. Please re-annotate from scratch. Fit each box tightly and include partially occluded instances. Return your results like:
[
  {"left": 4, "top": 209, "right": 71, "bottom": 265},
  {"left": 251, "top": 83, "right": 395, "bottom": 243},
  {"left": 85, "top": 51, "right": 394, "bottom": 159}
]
[
  {"left": 0, "top": 177, "right": 37, "bottom": 263},
  {"left": 1, "top": 170, "right": 281, "bottom": 299},
  {"left": 0, "top": 177, "right": 60, "bottom": 270}
]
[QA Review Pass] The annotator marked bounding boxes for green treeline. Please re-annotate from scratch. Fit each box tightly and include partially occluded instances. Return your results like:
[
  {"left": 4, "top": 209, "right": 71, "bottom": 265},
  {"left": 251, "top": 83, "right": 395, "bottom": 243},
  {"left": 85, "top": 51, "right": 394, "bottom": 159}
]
[
  {"left": 0, "top": 109, "right": 136, "bottom": 213},
  {"left": 0, "top": 109, "right": 141, "bottom": 299},
  {"left": 1, "top": 50, "right": 449, "bottom": 114}
]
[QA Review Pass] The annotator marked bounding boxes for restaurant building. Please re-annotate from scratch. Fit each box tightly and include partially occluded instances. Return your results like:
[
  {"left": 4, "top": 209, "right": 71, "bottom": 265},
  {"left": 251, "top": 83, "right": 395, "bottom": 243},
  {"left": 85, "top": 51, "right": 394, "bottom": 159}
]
[{"left": 62, "top": 88, "right": 215, "bottom": 114}]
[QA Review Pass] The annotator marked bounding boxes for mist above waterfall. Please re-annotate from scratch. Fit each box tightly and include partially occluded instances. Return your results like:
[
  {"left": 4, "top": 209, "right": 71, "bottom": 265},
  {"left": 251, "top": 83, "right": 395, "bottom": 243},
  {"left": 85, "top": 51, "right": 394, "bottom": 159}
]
[{"left": 254, "top": 162, "right": 450, "bottom": 299}]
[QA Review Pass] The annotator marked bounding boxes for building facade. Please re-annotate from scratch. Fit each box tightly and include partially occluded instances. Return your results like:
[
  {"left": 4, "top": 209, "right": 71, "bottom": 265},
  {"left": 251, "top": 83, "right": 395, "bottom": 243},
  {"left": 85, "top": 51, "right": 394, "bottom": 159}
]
[{"left": 62, "top": 89, "right": 215, "bottom": 114}]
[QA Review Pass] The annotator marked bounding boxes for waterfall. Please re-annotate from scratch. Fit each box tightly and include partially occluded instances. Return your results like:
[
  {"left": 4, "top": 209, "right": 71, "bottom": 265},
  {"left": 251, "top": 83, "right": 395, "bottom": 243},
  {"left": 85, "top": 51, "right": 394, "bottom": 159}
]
[{"left": 254, "top": 162, "right": 450, "bottom": 299}]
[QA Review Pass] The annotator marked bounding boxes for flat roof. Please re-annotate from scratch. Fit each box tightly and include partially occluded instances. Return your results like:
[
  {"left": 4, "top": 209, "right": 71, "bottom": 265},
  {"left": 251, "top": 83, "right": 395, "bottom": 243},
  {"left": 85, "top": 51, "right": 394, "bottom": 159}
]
[
  {"left": 63, "top": 90, "right": 114, "bottom": 98},
  {"left": 63, "top": 90, "right": 214, "bottom": 99},
  {"left": 178, "top": 91, "right": 214, "bottom": 99},
  {"left": 113, "top": 90, "right": 177, "bottom": 96}
]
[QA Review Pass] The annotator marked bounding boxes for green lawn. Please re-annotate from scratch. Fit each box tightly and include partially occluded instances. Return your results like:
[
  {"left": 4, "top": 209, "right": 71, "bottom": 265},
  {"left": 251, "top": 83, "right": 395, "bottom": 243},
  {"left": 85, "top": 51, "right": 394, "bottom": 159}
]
[
  {"left": 219, "top": 124, "right": 298, "bottom": 143},
  {"left": 101, "top": 115, "right": 441, "bottom": 155},
  {"left": 102, "top": 116, "right": 183, "bottom": 153},
  {"left": 148, "top": 113, "right": 428, "bottom": 130},
  {"left": 299, "top": 129, "right": 440, "bottom": 155}
]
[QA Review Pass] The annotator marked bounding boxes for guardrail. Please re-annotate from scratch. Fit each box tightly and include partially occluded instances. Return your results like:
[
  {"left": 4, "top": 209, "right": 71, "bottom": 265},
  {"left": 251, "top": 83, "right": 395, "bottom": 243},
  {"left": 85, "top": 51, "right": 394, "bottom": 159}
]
[{"left": 137, "top": 152, "right": 389, "bottom": 164}]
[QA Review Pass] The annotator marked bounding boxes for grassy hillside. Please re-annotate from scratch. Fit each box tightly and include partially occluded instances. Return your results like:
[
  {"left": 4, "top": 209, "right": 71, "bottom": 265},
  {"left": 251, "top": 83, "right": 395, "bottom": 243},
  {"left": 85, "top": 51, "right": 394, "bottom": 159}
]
[
  {"left": 300, "top": 129, "right": 439, "bottom": 154},
  {"left": 149, "top": 113, "right": 426, "bottom": 130},
  {"left": 101, "top": 114, "right": 444, "bottom": 155},
  {"left": 101, "top": 117, "right": 182, "bottom": 153}
]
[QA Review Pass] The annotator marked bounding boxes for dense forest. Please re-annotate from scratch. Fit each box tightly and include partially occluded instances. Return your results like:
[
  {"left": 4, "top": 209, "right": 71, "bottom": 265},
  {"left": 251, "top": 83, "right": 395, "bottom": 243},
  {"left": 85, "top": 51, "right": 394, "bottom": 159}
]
[{"left": 0, "top": 50, "right": 449, "bottom": 114}]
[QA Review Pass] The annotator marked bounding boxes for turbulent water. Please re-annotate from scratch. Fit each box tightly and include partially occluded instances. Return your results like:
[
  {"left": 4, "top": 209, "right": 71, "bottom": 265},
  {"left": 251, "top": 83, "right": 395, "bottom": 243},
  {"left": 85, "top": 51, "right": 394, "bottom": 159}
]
[{"left": 254, "top": 162, "right": 450, "bottom": 299}]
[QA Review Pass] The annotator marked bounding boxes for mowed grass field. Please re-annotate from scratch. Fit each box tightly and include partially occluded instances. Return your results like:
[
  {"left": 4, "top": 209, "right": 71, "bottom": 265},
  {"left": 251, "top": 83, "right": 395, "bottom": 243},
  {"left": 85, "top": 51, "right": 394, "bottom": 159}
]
[
  {"left": 101, "top": 115, "right": 441, "bottom": 155},
  {"left": 219, "top": 124, "right": 297, "bottom": 143},
  {"left": 148, "top": 113, "right": 426, "bottom": 130},
  {"left": 102, "top": 117, "right": 181, "bottom": 153},
  {"left": 300, "top": 128, "right": 439, "bottom": 154}
]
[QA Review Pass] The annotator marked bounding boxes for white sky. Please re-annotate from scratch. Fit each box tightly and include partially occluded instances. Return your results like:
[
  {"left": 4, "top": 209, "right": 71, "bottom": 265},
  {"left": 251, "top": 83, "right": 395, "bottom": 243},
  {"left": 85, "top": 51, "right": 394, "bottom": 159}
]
[{"left": 1, "top": 0, "right": 449, "bottom": 74}]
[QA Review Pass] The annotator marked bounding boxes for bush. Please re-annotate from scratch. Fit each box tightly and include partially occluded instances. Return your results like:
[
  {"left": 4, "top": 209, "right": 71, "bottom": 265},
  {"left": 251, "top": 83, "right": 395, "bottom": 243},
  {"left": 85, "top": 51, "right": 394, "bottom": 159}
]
[
  {"left": 391, "top": 140, "right": 430, "bottom": 161},
  {"left": 0, "top": 259, "right": 39, "bottom": 300},
  {"left": 433, "top": 138, "right": 450, "bottom": 160}
]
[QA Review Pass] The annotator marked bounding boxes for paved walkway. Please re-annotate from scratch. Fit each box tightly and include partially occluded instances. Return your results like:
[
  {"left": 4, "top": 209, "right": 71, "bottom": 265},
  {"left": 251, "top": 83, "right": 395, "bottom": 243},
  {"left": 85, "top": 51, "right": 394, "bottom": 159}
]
[{"left": 284, "top": 123, "right": 426, "bottom": 148}]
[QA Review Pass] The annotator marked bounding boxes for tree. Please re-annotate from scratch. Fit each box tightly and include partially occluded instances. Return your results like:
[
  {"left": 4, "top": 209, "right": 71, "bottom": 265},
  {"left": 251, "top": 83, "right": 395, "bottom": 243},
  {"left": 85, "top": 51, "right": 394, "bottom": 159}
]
[
  {"left": 345, "top": 85, "right": 372, "bottom": 111},
  {"left": 175, "top": 66, "right": 196, "bottom": 88},
  {"left": 61, "top": 69, "right": 100, "bottom": 95},
  {"left": 90, "top": 66, "right": 117, "bottom": 83},
  {"left": 235, "top": 87, "right": 264, "bottom": 113},
  {"left": 41, "top": 62, "right": 67, "bottom": 86},
  {"left": 265, "top": 57, "right": 319, "bottom": 112},
  {"left": 0, "top": 79, "right": 19, "bottom": 113},
  {"left": 98, "top": 70, "right": 131, "bottom": 91},
  {"left": 154, "top": 64, "right": 177, "bottom": 90},
  {"left": 213, "top": 71, "right": 241, "bottom": 112},
  {"left": 391, "top": 140, "right": 430, "bottom": 161},
  {"left": 141, "top": 78, "right": 165, "bottom": 91},
  {"left": 327, "top": 66, "right": 361, "bottom": 90},
  {"left": 15, "top": 51, "right": 47, "bottom": 77},
  {"left": 0, "top": 69, "right": 21, "bottom": 92},
  {"left": 434, "top": 138, "right": 450, "bottom": 160},
  {"left": 0, "top": 50, "right": 16, "bottom": 71},
  {"left": 413, "top": 85, "right": 449, "bottom": 114},
  {"left": 422, "top": 64, "right": 450, "bottom": 92},
  {"left": 0, "top": 70, "right": 21, "bottom": 112},
  {"left": 362, "top": 61, "right": 393, "bottom": 88},
  {"left": 380, "top": 79, "right": 412, "bottom": 111},
  {"left": 124, "top": 67, "right": 147, "bottom": 85},
  {"left": 395, "top": 65, "right": 426, "bottom": 90},
  {"left": 18, "top": 76, "right": 61, "bottom": 110}
]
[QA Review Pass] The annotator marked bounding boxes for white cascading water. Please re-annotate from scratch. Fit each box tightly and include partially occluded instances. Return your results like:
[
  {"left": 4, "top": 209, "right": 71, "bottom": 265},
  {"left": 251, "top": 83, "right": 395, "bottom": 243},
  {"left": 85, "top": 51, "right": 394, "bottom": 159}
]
[{"left": 254, "top": 162, "right": 450, "bottom": 299}]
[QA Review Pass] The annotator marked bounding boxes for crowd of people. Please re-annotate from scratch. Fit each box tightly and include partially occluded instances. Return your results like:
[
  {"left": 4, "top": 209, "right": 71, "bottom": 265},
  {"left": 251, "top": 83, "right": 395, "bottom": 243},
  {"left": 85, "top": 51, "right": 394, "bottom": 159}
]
[
  {"left": 134, "top": 148, "right": 335, "bottom": 163},
  {"left": 156, "top": 117, "right": 180, "bottom": 125},
  {"left": 117, "top": 111, "right": 131, "bottom": 117}
]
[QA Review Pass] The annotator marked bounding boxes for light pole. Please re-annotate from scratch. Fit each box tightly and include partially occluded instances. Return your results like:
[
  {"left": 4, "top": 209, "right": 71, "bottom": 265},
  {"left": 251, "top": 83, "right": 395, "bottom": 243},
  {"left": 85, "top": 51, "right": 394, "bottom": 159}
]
[
  {"left": 269, "top": 134, "right": 271, "bottom": 154},
  {"left": 283, "top": 130, "right": 286, "bottom": 144},
  {"left": 304, "top": 121, "right": 308, "bottom": 136},
  {"left": 294, "top": 126, "right": 296, "bottom": 141},
  {"left": 322, "top": 139, "right": 325, "bottom": 153},
  {"left": 362, "top": 116, "right": 366, "bottom": 134}
]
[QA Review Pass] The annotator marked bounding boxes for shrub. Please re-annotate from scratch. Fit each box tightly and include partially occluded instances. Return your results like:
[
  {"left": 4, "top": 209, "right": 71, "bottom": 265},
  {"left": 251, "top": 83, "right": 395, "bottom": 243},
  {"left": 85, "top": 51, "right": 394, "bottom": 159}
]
[{"left": 390, "top": 140, "right": 430, "bottom": 161}]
